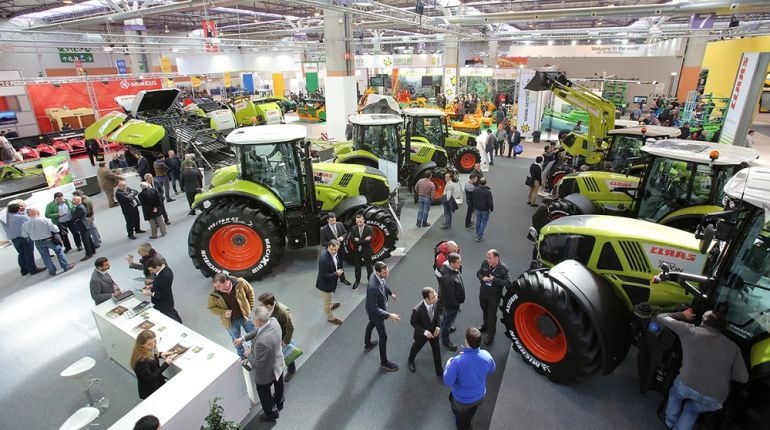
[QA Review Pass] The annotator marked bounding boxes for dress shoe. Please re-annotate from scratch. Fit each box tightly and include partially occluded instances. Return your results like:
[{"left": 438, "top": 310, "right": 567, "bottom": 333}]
[
  {"left": 352, "top": 282, "right": 359, "bottom": 289},
  {"left": 64, "top": 263, "right": 75, "bottom": 271},
  {"left": 109, "top": 203, "right": 119, "bottom": 208},
  {"left": 484, "top": 336, "right": 494, "bottom": 346},
  {"left": 444, "top": 342, "right": 458, "bottom": 352},
  {"left": 440, "top": 225, "right": 449, "bottom": 230},
  {"left": 380, "top": 361, "right": 399, "bottom": 371},
  {"left": 340, "top": 279, "right": 351, "bottom": 286},
  {"left": 149, "top": 236, "right": 159, "bottom": 239},
  {"left": 364, "top": 340, "right": 379, "bottom": 352},
  {"left": 128, "top": 235, "right": 137, "bottom": 240},
  {"left": 166, "top": 198, "right": 175, "bottom": 202},
  {"left": 275, "top": 401, "right": 284, "bottom": 411},
  {"left": 81, "top": 255, "right": 93, "bottom": 262},
  {"left": 136, "top": 230, "right": 147, "bottom": 233},
  {"left": 77, "top": 246, "right": 83, "bottom": 251},
  {"left": 408, "top": 362, "right": 416, "bottom": 372},
  {"left": 449, "top": 326, "right": 457, "bottom": 333},
  {"left": 187, "top": 211, "right": 196, "bottom": 216},
  {"left": 164, "top": 221, "right": 171, "bottom": 225},
  {"left": 479, "top": 325, "right": 487, "bottom": 332},
  {"left": 328, "top": 318, "right": 343, "bottom": 325},
  {"left": 424, "top": 222, "right": 431, "bottom": 227},
  {"left": 284, "top": 372, "right": 294, "bottom": 382},
  {"left": 259, "top": 413, "right": 278, "bottom": 422},
  {"left": 31, "top": 268, "right": 46, "bottom": 274},
  {"left": 331, "top": 302, "right": 341, "bottom": 310},
  {"left": 64, "top": 248, "right": 72, "bottom": 253}
]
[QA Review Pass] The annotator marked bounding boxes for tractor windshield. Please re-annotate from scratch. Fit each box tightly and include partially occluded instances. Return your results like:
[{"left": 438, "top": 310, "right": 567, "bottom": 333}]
[
  {"left": 605, "top": 135, "right": 644, "bottom": 172},
  {"left": 413, "top": 116, "right": 446, "bottom": 147},
  {"left": 354, "top": 124, "right": 398, "bottom": 163},
  {"left": 712, "top": 211, "right": 770, "bottom": 342},
  {"left": 637, "top": 157, "right": 738, "bottom": 222},
  {"left": 240, "top": 141, "right": 302, "bottom": 206}
]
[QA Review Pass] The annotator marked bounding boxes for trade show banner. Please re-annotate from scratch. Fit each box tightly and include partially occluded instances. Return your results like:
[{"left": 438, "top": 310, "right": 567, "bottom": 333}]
[
  {"left": 507, "top": 39, "right": 684, "bottom": 58},
  {"left": 160, "top": 56, "right": 173, "bottom": 73},
  {"left": 443, "top": 67, "right": 457, "bottom": 102},
  {"left": 272, "top": 73, "right": 284, "bottom": 97},
  {"left": 517, "top": 69, "right": 538, "bottom": 137},
  {"left": 305, "top": 72, "right": 318, "bottom": 94},
  {"left": 720, "top": 52, "right": 770, "bottom": 146},
  {"left": 40, "top": 152, "right": 73, "bottom": 188},
  {"left": 354, "top": 54, "right": 442, "bottom": 69},
  {"left": 223, "top": 72, "right": 232, "bottom": 87}
]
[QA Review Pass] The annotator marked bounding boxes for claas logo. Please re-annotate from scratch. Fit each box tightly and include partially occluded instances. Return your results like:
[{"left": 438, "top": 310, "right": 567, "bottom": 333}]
[{"left": 650, "top": 246, "right": 696, "bottom": 262}]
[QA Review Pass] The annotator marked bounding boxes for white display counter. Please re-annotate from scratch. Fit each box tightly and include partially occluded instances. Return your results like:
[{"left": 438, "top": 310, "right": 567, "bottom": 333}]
[{"left": 92, "top": 296, "right": 253, "bottom": 430}]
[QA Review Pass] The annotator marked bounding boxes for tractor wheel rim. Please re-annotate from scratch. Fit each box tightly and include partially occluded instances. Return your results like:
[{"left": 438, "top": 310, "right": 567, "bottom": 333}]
[
  {"left": 459, "top": 153, "right": 476, "bottom": 170},
  {"left": 370, "top": 225, "right": 385, "bottom": 255},
  {"left": 432, "top": 178, "right": 445, "bottom": 201},
  {"left": 209, "top": 225, "right": 264, "bottom": 271},
  {"left": 514, "top": 302, "right": 567, "bottom": 363}
]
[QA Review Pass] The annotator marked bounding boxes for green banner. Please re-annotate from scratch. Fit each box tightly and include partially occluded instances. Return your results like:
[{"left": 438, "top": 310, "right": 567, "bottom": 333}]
[
  {"left": 41, "top": 152, "right": 74, "bottom": 188},
  {"left": 58, "top": 48, "right": 94, "bottom": 63},
  {"left": 306, "top": 72, "right": 319, "bottom": 94}
]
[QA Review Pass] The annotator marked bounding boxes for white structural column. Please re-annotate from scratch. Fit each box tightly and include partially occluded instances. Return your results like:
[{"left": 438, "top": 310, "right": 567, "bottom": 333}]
[
  {"left": 486, "top": 40, "right": 499, "bottom": 66},
  {"left": 443, "top": 39, "right": 460, "bottom": 102},
  {"left": 323, "top": 9, "right": 357, "bottom": 141}
]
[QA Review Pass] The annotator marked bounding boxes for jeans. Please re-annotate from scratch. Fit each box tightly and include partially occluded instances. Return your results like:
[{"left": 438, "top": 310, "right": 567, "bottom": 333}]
[
  {"left": 440, "top": 309, "right": 459, "bottom": 345},
  {"left": 34, "top": 239, "right": 70, "bottom": 274},
  {"left": 12, "top": 237, "right": 37, "bottom": 274},
  {"left": 665, "top": 376, "right": 722, "bottom": 430},
  {"left": 227, "top": 317, "right": 256, "bottom": 358},
  {"left": 475, "top": 210, "right": 490, "bottom": 238},
  {"left": 154, "top": 177, "right": 171, "bottom": 201},
  {"left": 168, "top": 171, "right": 180, "bottom": 193},
  {"left": 442, "top": 200, "right": 454, "bottom": 226},
  {"left": 417, "top": 196, "right": 432, "bottom": 227},
  {"left": 486, "top": 150, "right": 494, "bottom": 165}
]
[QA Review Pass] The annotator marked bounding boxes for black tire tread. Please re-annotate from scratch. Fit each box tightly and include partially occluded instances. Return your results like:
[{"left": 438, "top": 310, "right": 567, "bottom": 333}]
[
  {"left": 454, "top": 147, "right": 481, "bottom": 173},
  {"left": 341, "top": 205, "right": 398, "bottom": 264}
]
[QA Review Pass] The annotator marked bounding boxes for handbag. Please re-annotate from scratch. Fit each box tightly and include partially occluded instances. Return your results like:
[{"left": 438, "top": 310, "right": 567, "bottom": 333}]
[
  {"left": 525, "top": 176, "right": 534, "bottom": 187},
  {"left": 514, "top": 143, "right": 524, "bottom": 155},
  {"left": 449, "top": 196, "right": 459, "bottom": 212},
  {"left": 282, "top": 342, "right": 303, "bottom": 365}
]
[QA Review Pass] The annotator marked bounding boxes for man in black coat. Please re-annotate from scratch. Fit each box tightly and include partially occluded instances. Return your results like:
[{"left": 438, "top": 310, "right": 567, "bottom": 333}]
[
  {"left": 476, "top": 249, "right": 511, "bottom": 345},
  {"left": 364, "top": 261, "right": 400, "bottom": 371},
  {"left": 408, "top": 287, "right": 442, "bottom": 375},
  {"left": 84, "top": 139, "right": 100, "bottom": 166},
  {"left": 136, "top": 153, "right": 151, "bottom": 180},
  {"left": 179, "top": 164, "right": 203, "bottom": 215},
  {"left": 115, "top": 180, "right": 144, "bottom": 240},
  {"left": 439, "top": 253, "right": 465, "bottom": 351},
  {"left": 319, "top": 212, "right": 351, "bottom": 285},
  {"left": 349, "top": 213, "right": 373, "bottom": 289},
  {"left": 137, "top": 182, "right": 165, "bottom": 238},
  {"left": 315, "top": 240, "right": 344, "bottom": 325},
  {"left": 71, "top": 195, "right": 96, "bottom": 261},
  {"left": 470, "top": 177, "right": 493, "bottom": 242},
  {"left": 144, "top": 256, "right": 182, "bottom": 323},
  {"left": 164, "top": 150, "right": 182, "bottom": 195},
  {"left": 507, "top": 125, "right": 521, "bottom": 158}
]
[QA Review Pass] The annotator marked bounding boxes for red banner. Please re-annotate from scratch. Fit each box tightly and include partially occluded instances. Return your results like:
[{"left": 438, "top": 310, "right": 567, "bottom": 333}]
[{"left": 202, "top": 20, "right": 219, "bottom": 53}]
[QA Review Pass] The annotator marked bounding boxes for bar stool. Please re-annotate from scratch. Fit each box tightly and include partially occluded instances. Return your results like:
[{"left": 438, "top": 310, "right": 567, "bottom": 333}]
[
  {"left": 60, "top": 356, "right": 110, "bottom": 411},
  {"left": 59, "top": 407, "right": 99, "bottom": 430}
]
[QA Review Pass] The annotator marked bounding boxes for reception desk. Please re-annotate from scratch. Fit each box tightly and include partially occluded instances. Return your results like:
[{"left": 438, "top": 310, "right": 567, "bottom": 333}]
[{"left": 92, "top": 297, "right": 252, "bottom": 430}]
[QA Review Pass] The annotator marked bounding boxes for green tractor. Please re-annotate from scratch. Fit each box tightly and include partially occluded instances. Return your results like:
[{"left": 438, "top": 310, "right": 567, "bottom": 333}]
[
  {"left": 503, "top": 166, "right": 770, "bottom": 428},
  {"left": 183, "top": 97, "right": 237, "bottom": 132},
  {"left": 188, "top": 124, "right": 399, "bottom": 279},
  {"left": 401, "top": 107, "right": 481, "bottom": 174},
  {"left": 533, "top": 139, "right": 760, "bottom": 235},
  {"left": 231, "top": 96, "right": 285, "bottom": 127}
]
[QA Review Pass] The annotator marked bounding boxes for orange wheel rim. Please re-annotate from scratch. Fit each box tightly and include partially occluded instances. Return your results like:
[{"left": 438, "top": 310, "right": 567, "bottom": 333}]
[
  {"left": 432, "top": 178, "right": 445, "bottom": 201},
  {"left": 459, "top": 153, "right": 476, "bottom": 170},
  {"left": 370, "top": 225, "right": 385, "bottom": 254},
  {"left": 209, "top": 225, "right": 263, "bottom": 271},
  {"left": 514, "top": 302, "right": 567, "bottom": 363}
]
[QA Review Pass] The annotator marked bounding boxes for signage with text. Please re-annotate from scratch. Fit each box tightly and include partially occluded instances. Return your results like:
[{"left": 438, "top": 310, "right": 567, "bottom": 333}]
[
  {"left": 507, "top": 39, "right": 684, "bottom": 58},
  {"left": 721, "top": 53, "right": 762, "bottom": 146},
  {"left": 517, "top": 69, "right": 538, "bottom": 137},
  {"left": 59, "top": 48, "right": 94, "bottom": 63}
]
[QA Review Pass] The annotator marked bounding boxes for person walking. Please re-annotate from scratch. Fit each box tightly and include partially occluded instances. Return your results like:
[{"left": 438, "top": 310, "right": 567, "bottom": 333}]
[
  {"left": 484, "top": 129, "right": 496, "bottom": 166},
  {"left": 527, "top": 156, "right": 543, "bottom": 207},
  {"left": 443, "top": 327, "right": 496, "bottom": 430},
  {"left": 152, "top": 154, "right": 174, "bottom": 202},
  {"left": 464, "top": 175, "right": 478, "bottom": 229},
  {"left": 143, "top": 256, "right": 182, "bottom": 323},
  {"left": 180, "top": 153, "right": 198, "bottom": 170},
  {"left": 96, "top": 161, "right": 124, "bottom": 208},
  {"left": 84, "top": 139, "right": 100, "bottom": 166},
  {"left": 45, "top": 192, "right": 81, "bottom": 253},
  {"left": 364, "top": 261, "right": 400, "bottom": 371},
  {"left": 407, "top": 287, "right": 443, "bottom": 376},
  {"left": 71, "top": 195, "right": 96, "bottom": 261},
  {"left": 319, "top": 212, "right": 351, "bottom": 285},
  {"left": 471, "top": 177, "right": 493, "bottom": 242},
  {"left": 179, "top": 163, "right": 203, "bottom": 215},
  {"left": 350, "top": 213, "right": 373, "bottom": 288},
  {"left": 115, "top": 181, "right": 144, "bottom": 240},
  {"left": 258, "top": 293, "right": 298, "bottom": 378},
  {"left": 208, "top": 273, "right": 256, "bottom": 360},
  {"left": 414, "top": 171, "right": 436, "bottom": 228},
  {"left": 476, "top": 249, "right": 511, "bottom": 345},
  {"left": 138, "top": 182, "right": 166, "bottom": 239},
  {"left": 439, "top": 253, "right": 465, "bottom": 351},
  {"left": 740, "top": 129, "right": 756, "bottom": 148},
  {"left": 164, "top": 150, "right": 181, "bottom": 195},
  {"left": 657, "top": 309, "right": 748, "bottom": 430},
  {"left": 21, "top": 208, "right": 74, "bottom": 276},
  {"left": 315, "top": 239, "right": 344, "bottom": 325},
  {"left": 6, "top": 201, "right": 44, "bottom": 276},
  {"left": 90, "top": 257, "right": 121, "bottom": 305},
  {"left": 508, "top": 125, "right": 521, "bottom": 158},
  {"left": 441, "top": 172, "right": 463, "bottom": 230}
]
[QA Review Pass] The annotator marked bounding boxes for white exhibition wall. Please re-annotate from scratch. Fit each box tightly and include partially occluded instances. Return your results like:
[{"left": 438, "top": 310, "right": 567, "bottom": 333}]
[{"left": 171, "top": 52, "right": 303, "bottom": 75}]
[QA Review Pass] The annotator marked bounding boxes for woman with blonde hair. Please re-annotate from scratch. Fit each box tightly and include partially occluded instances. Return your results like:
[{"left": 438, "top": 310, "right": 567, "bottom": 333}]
[{"left": 130, "top": 329, "right": 175, "bottom": 399}]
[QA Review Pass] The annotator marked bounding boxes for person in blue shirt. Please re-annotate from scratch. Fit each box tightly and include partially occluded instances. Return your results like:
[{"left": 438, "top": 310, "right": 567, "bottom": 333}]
[{"left": 443, "top": 327, "right": 496, "bottom": 429}]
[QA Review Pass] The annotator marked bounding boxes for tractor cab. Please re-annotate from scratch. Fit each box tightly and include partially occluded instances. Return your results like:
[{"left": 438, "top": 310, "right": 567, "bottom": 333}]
[
  {"left": 344, "top": 113, "right": 402, "bottom": 193},
  {"left": 402, "top": 107, "right": 447, "bottom": 149},
  {"left": 603, "top": 125, "right": 681, "bottom": 173}
]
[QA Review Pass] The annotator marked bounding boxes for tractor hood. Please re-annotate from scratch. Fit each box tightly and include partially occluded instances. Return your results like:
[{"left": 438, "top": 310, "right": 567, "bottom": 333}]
[
  {"left": 85, "top": 111, "right": 127, "bottom": 139},
  {"left": 130, "top": 88, "right": 180, "bottom": 116},
  {"left": 109, "top": 119, "right": 166, "bottom": 148},
  {"left": 544, "top": 214, "right": 700, "bottom": 246},
  {"left": 724, "top": 167, "right": 770, "bottom": 222}
]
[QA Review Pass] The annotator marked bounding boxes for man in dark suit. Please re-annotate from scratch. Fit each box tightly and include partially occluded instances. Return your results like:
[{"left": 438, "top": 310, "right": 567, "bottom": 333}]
[
  {"left": 476, "top": 249, "right": 512, "bottom": 346},
  {"left": 315, "top": 240, "right": 344, "bottom": 325},
  {"left": 84, "top": 139, "right": 100, "bottom": 166},
  {"left": 136, "top": 153, "right": 151, "bottom": 180},
  {"left": 364, "top": 261, "right": 400, "bottom": 371},
  {"left": 439, "top": 253, "right": 465, "bottom": 351},
  {"left": 349, "top": 213, "right": 373, "bottom": 289},
  {"left": 408, "top": 287, "right": 443, "bottom": 375},
  {"left": 115, "top": 180, "right": 144, "bottom": 240},
  {"left": 319, "top": 212, "right": 351, "bottom": 286},
  {"left": 179, "top": 163, "right": 203, "bottom": 215},
  {"left": 71, "top": 195, "right": 95, "bottom": 261},
  {"left": 144, "top": 256, "right": 182, "bottom": 323},
  {"left": 89, "top": 257, "right": 121, "bottom": 305}
]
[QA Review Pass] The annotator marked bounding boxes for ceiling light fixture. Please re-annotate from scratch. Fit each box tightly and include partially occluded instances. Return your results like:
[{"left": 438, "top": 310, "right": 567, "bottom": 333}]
[
  {"left": 621, "top": 39, "right": 628, "bottom": 45},
  {"left": 571, "top": 40, "right": 577, "bottom": 45},
  {"left": 596, "top": 40, "right": 602, "bottom": 45},
  {"left": 164, "top": 25, "right": 169, "bottom": 33},
  {"left": 62, "top": 0, "right": 73, "bottom": 4},
  {"left": 547, "top": 40, "right": 554, "bottom": 46}
]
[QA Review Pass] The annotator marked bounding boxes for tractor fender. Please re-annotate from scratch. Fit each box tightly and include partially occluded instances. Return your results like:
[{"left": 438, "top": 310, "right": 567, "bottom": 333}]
[
  {"left": 192, "top": 180, "right": 285, "bottom": 222},
  {"left": 563, "top": 193, "right": 599, "bottom": 215},
  {"left": 193, "top": 191, "right": 284, "bottom": 222},
  {"left": 546, "top": 259, "right": 632, "bottom": 375},
  {"left": 412, "top": 161, "right": 438, "bottom": 183},
  {"left": 332, "top": 195, "right": 369, "bottom": 218}
]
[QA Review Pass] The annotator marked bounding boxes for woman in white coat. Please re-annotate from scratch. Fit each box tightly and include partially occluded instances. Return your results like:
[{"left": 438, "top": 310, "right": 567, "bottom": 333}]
[{"left": 441, "top": 171, "right": 464, "bottom": 229}]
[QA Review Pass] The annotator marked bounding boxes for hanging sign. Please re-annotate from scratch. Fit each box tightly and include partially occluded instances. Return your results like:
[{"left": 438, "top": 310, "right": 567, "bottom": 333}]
[
  {"left": 517, "top": 69, "right": 538, "bottom": 138},
  {"left": 116, "top": 59, "right": 127, "bottom": 74},
  {"left": 59, "top": 48, "right": 94, "bottom": 63},
  {"left": 160, "top": 56, "right": 173, "bottom": 73},
  {"left": 202, "top": 20, "right": 219, "bottom": 53},
  {"left": 191, "top": 76, "right": 202, "bottom": 87},
  {"left": 223, "top": 72, "right": 232, "bottom": 87}
]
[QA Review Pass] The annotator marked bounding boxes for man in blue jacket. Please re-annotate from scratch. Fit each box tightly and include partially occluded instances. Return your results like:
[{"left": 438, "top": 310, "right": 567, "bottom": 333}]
[{"left": 443, "top": 327, "right": 496, "bottom": 430}]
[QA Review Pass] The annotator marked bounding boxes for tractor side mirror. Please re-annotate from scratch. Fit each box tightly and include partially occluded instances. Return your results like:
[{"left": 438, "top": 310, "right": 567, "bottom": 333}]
[{"left": 699, "top": 224, "right": 715, "bottom": 255}]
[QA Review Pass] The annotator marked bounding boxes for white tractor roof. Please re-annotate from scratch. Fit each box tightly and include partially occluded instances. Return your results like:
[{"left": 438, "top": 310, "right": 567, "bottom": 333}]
[
  {"left": 348, "top": 113, "right": 402, "bottom": 126},
  {"left": 226, "top": 125, "right": 307, "bottom": 145},
  {"left": 402, "top": 107, "right": 446, "bottom": 118},
  {"left": 608, "top": 125, "right": 681, "bottom": 138},
  {"left": 359, "top": 94, "right": 401, "bottom": 114},
  {"left": 723, "top": 166, "right": 770, "bottom": 219},
  {"left": 641, "top": 139, "right": 760, "bottom": 165},
  {"left": 615, "top": 119, "right": 641, "bottom": 128}
]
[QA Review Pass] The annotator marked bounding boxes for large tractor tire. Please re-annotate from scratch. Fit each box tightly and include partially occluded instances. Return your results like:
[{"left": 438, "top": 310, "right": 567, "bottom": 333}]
[
  {"left": 411, "top": 168, "right": 446, "bottom": 205},
  {"left": 455, "top": 147, "right": 481, "bottom": 173},
  {"left": 501, "top": 270, "right": 601, "bottom": 384},
  {"left": 188, "top": 200, "right": 285, "bottom": 280},
  {"left": 342, "top": 205, "right": 398, "bottom": 264}
]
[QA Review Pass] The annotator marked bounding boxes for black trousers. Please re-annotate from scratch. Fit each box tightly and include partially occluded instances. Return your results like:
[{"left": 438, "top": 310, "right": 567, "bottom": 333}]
[
  {"left": 59, "top": 220, "right": 82, "bottom": 249},
  {"left": 365, "top": 318, "right": 388, "bottom": 364},
  {"left": 465, "top": 192, "right": 475, "bottom": 227},
  {"left": 123, "top": 208, "right": 141, "bottom": 236},
  {"left": 353, "top": 252, "right": 373, "bottom": 283},
  {"left": 408, "top": 335, "right": 442, "bottom": 374},
  {"left": 479, "top": 289, "right": 502, "bottom": 338},
  {"left": 74, "top": 224, "right": 95, "bottom": 256},
  {"left": 156, "top": 305, "right": 182, "bottom": 323},
  {"left": 450, "top": 393, "right": 483, "bottom": 430},
  {"left": 185, "top": 192, "right": 196, "bottom": 211},
  {"left": 86, "top": 149, "right": 98, "bottom": 166},
  {"left": 256, "top": 374, "right": 284, "bottom": 417},
  {"left": 508, "top": 140, "right": 519, "bottom": 157}
]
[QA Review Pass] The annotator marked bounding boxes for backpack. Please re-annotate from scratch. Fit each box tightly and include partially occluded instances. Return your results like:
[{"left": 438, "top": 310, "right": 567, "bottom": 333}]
[{"left": 433, "top": 240, "right": 447, "bottom": 271}]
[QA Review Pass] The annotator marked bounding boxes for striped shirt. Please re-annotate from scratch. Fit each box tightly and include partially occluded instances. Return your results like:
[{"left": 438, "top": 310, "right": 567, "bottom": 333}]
[{"left": 22, "top": 217, "right": 59, "bottom": 241}]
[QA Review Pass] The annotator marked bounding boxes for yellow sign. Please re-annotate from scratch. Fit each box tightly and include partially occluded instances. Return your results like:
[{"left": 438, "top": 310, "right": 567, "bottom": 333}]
[
  {"left": 223, "top": 72, "right": 231, "bottom": 87},
  {"left": 160, "top": 56, "right": 172, "bottom": 73},
  {"left": 191, "top": 76, "right": 201, "bottom": 87}
]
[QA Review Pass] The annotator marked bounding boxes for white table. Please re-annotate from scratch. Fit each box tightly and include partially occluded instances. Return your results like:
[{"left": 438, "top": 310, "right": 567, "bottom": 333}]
[{"left": 92, "top": 297, "right": 253, "bottom": 430}]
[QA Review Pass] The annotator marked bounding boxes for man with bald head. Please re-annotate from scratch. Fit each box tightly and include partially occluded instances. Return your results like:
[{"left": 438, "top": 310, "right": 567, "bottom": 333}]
[
  {"left": 115, "top": 180, "right": 144, "bottom": 240},
  {"left": 476, "top": 249, "right": 511, "bottom": 345}
]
